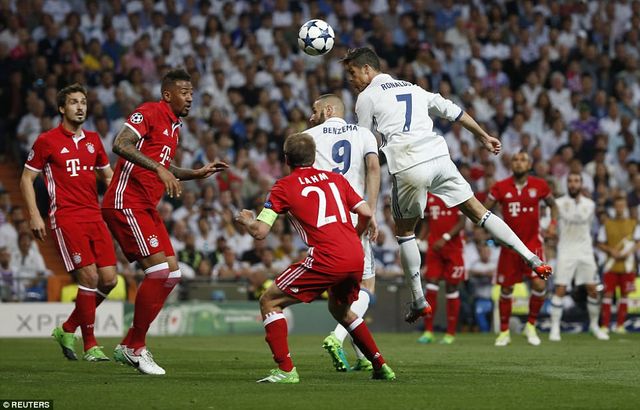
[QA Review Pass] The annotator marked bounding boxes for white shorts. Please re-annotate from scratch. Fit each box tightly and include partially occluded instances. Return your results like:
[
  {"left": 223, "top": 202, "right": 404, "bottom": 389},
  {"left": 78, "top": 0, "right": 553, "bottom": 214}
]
[
  {"left": 362, "top": 236, "right": 375, "bottom": 280},
  {"left": 554, "top": 256, "right": 599, "bottom": 287},
  {"left": 391, "top": 155, "right": 473, "bottom": 219}
]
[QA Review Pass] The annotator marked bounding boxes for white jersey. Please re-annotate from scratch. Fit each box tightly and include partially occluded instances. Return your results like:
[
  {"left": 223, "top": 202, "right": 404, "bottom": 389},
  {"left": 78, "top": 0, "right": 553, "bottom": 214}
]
[
  {"left": 356, "top": 73, "right": 463, "bottom": 174},
  {"left": 305, "top": 117, "right": 378, "bottom": 198},
  {"left": 556, "top": 195, "right": 596, "bottom": 255}
]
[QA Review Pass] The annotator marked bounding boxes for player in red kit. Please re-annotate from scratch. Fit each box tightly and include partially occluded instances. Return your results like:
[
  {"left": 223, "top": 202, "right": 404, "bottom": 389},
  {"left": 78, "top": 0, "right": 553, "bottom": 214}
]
[
  {"left": 417, "top": 194, "right": 466, "bottom": 345},
  {"left": 236, "top": 133, "right": 395, "bottom": 383},
  {"left": 102, "top": 69, "right": 228, "bottom": 375},
  {"left": 485, "top": 152, "right": 558, "bottom": 346},
  {"left": 20, "top": 84, "right": 117, "bottom": 362}
]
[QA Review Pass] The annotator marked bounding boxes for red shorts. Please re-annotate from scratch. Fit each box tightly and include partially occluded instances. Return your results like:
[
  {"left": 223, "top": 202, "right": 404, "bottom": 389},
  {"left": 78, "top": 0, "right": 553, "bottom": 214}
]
[
  {"left": 275, "top": 261, "right": 362, "bottom": 305},
  {"left": 603, "top": 272, "right": 637, "bottom": 294},
  {"left": 496, "top": 247, "right": 544, "bottom": 287},
  {"left": 102, "top": 208, "right": 174, "bottom": 262},
  {"left": 52, "top": 221, "right": 116, "bottom": 272},
  {"left": 424, "top": 248, "right": 466, "bottom": 285}
]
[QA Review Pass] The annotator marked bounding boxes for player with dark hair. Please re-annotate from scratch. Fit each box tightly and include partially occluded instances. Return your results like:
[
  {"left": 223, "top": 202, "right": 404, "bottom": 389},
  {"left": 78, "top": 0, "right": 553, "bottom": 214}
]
[
  {"left": 102, "top": 68, "right": 228, "bottom": 374},
  {"left": 236, "top": 133, "right": 395, "bottom": 383},
  {"left": 341, "top": 47, "right": 553, "bottom": 324},
  {"left": 21, "top": 83, "right": 117, "bottom": 362},
  {"left": 485, "top": 152, "right": 558, "bottom": 346}
]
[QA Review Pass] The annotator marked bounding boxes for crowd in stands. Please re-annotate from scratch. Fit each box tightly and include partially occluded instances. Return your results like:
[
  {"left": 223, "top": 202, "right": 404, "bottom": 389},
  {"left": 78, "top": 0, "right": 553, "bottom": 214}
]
[{"left": 1, "top": 0, "right": 639, "bottom": 329}]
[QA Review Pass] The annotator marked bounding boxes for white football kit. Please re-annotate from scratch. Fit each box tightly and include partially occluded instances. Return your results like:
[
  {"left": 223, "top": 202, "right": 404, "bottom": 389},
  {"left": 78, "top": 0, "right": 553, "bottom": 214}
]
[
  {"left": 554, "top": 195, "right": 599, "bottom": 286},
  {"left": 355, "top": 73, "right": 473, "bottom": 218},
  {"left": 305, "top": 117, "right": 378, "bottom": 279}
]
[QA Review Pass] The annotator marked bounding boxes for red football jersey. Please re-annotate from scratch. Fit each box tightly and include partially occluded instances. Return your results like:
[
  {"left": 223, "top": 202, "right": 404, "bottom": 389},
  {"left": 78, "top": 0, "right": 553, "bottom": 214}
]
[
  {"left": 489, "top": 176, "right": 551, "bottom": 247},
  {"left": 265, "top": 167, "right": 366, "bottom": 273},
  {"left": 425, "top": 194, "right": 463, "bottom": 249},
  {"left": 103, "top": 101, "right": 181, "bottom": 209},
  {"left": 25, "top": 124, "right": 110, "bottom": 229}
]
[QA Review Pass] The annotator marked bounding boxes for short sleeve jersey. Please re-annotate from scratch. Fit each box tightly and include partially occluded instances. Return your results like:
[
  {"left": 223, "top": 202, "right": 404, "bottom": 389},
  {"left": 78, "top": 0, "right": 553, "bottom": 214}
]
[
  {"left": 356, "top": 73, "right": 463, "bottom": 174},
  {"left": 488, "top": 176, "right": 551, "bottom": 248},
  {"left": 425, "top": 194, "right": 463, "bottom": 249},
  {"left": 264, "top": 167, "right": 366, "bottom": 273},
  {"left": 556, "top": 195, "right": 596, "bottom": 254},
  {"left": 103, "top": 101, "right": 182, "bottom": 209},
  {"left": 25, "top": 124, "right": 110, "bottom": 229}
]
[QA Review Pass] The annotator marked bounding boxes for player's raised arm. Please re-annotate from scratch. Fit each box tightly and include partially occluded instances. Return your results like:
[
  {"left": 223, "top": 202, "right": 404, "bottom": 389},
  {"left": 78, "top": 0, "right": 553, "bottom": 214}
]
[
  {"left": 112, "top": 126, "right": 182, "bottom": 198},
  {"left": 457, "top": 111, "right": 502, "bottom": 155},
  {"left": 20, "top": 167, "right": 46, "bottom": 241},
  {"left": 168, "top": 161, "right": 229, "bottom": 181}
]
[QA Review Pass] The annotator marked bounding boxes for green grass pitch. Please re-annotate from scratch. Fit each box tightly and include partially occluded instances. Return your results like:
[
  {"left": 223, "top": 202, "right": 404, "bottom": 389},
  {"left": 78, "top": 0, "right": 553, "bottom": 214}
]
[{"left": 1, "top": 333, "right": 638, "bottom": 410}]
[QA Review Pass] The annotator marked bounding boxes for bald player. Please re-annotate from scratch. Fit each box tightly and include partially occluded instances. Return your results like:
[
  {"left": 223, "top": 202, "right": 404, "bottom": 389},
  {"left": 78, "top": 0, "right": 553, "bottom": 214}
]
[{"left": 304, "top": 94, "right": 381, "bottom": 372}]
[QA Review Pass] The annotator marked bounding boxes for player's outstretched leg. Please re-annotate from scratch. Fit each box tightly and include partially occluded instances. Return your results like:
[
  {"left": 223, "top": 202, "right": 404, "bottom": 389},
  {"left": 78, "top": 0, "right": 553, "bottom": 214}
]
[{"left": 397, "top": 235, "right": 431, "bottom": 323}]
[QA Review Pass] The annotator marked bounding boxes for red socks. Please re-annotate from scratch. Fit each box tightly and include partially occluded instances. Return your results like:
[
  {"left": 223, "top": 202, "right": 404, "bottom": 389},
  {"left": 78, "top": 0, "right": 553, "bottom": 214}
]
[
  {"left": 499, "top": 293, "right": 512, "bottom": 332},
  {"left": 63, "top": 286, "right": 97, "bottom": 351},
  {"left": 423, "top": 285, "right": 438, "bottom": 332},
  {"left": 617, "top": 298, "right": 628, "bottom": 327},
  {"left": 263, "top": 312, "right": 294, "bottom": 372},
  {"left": 347, "top": 318, "right": 385, "bottom": 370},
  {"left": 446, "top": 291, "right": 460, "bottom": 336},
  {"left": 527, "top": 290, "right": 546, "bottom": 325}
]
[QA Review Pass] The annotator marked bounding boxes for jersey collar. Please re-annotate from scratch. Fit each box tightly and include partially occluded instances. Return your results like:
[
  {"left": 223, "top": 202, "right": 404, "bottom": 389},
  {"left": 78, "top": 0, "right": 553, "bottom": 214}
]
[
  {"left": 323, "top": 117, "right": 347, "bottom": 125},
  {"left": 159, "top": 100, "right": 181, "bottom": 125},
  {"left": 57, "top": 123, "right": 85, "bottom": 142}
]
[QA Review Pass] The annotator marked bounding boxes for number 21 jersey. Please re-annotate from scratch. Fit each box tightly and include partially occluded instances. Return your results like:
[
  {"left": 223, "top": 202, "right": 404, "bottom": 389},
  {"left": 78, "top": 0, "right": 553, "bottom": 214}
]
[
  {"left": 103, "top": 101, "right": 181, "bottom": 209},
  {"left": 264, "top": 167, "right": 366, "bottom": 273}
]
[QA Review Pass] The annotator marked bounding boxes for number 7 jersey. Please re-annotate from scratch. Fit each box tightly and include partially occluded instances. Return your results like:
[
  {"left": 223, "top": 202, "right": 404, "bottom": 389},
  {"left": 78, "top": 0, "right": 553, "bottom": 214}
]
[
  {"left": 355, "top": 73, "right": 463, "bottom": 174},
  {"left": 103, "top": 101, "right": 182, "bottom": 210},
  {"left": 264, "top": 167, "right": 366, "bottom": 273}
]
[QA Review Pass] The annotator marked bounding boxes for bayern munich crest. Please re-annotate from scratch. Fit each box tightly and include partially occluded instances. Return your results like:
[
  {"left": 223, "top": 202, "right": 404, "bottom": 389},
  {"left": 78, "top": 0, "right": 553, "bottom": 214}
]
[
  {"left": 86, "top": 142, "right": 95, "bottom": 153},
  {"left": 28, "top": 150, "right": 34, "bottom": 161},
  {"left": 130, "top": 112, "right": 144, "bottom": 124},
  {"left": 148, "top": 235, "right": 159, "bottom": 248},
  {"left": 72, "top": 252, "right": 82, "bottom": 265}
]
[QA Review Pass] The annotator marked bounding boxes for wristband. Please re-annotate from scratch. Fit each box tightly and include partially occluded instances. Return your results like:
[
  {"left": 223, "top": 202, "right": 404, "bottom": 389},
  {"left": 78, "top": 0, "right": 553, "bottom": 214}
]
[{"left": 442, "top": 233, "right": 452, "bottom": 241}]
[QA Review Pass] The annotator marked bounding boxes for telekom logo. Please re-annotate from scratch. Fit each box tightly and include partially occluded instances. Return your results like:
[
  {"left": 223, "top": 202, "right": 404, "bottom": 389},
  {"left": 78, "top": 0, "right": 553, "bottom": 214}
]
[
  {"left": 429, "top": 205, "right": 440, "bottom": 220},
  {"left": 66, "top": 159, "right": 80, "bottom": 176},
  {"left": 508, "top": 202, "right": 521, "bottom": 216},
  {"left": 159, "top": 145, "right": 172, "bottom": 165}
]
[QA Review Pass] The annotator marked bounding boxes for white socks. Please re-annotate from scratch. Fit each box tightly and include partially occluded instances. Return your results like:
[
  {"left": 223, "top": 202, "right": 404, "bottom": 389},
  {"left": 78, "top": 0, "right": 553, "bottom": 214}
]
[
  {"left": 397, "top": 235, "right": 425, "bottom": 302},
  {"left": 334, "top": 290, "right": 371, "bottom": 343},
  {"left": 550, "top": 295, "right": 563, "bottom": 332},
  {"left": 587, "top": 296, "right": 600, "bottom": 328},
  {"left": 479, "top": 211, "right": 535, "bottom": 261}
]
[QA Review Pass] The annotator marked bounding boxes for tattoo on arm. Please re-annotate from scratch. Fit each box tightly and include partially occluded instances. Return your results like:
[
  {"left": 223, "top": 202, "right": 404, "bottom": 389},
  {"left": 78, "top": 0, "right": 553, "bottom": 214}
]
[
  {"left": 168, "top": 164, "right": 198, "bottom": 180},
  {"left": 112, "top": 127, "right": 159, "bottom": 171}
]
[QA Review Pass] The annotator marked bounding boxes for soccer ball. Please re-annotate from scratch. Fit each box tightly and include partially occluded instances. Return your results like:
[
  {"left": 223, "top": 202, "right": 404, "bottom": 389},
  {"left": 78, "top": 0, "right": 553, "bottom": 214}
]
[{"left": 297, "top": 19, "right": 335, "bottom": 56}]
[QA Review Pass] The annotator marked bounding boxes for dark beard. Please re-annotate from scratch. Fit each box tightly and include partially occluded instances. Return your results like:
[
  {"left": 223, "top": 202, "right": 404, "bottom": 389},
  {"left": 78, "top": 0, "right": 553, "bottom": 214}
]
[{"left": 568, "top": 189, "right": 580, "bottom": 198}]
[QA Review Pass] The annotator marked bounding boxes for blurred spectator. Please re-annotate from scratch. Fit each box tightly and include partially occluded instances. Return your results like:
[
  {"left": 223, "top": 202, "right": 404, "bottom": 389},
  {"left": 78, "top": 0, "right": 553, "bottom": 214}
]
[{"left": 11, "top": 233, "right": 48, "bottom": 301}]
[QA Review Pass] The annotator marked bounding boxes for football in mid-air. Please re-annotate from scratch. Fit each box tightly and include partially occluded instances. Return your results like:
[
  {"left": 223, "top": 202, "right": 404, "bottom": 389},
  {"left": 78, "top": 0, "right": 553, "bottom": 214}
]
[{"left": 297, "top": 19, "right": 335, "bottom": 56}]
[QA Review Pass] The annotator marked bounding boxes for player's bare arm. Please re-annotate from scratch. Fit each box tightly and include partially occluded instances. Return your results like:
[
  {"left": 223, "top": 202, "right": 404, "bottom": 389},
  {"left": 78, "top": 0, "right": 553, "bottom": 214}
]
[
  {"left": 433, "top": 213, "right": 466, "bottom": 252},
  {"left": 458, "top": 112, "right": 501, "bottom": 155},
  {"left": 483, "top": 196, "right": 497, "bottom": 212},
  {"left": 544, "top": 195, "right": 559, "bottom": 237},
  {"left": 168, "top": 161, "right": 229, "bottom": 181},
  {"left": 364, "top": 153, "right": 381, "bottom": 241},
  {"left": 235, "top": 209, "right": 272, "bottom": 240},
  {"left": 19, "top": 168, "right": 47, "bottom": 241},
  {"left": 353, "top": 201, "right": 373, "bottom": 237},
  {"left": 96, "top": 166, "right": 114, "bottom": 187},
  {"left": 112, "top": 126, "right": 182, "bottom": 198}
]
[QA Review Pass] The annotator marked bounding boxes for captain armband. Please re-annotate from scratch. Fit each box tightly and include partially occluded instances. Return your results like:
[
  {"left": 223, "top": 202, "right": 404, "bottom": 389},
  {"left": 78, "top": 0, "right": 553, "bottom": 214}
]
[{"left": 257, "top": 208, "right": 278, "bottom": 227}]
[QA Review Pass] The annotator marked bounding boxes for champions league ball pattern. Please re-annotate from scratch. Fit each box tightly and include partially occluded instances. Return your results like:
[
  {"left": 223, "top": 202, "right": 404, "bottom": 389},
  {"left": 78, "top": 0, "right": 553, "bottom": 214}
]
[{"left": 298, "top": 19, "right": 335, "bottom": 56}]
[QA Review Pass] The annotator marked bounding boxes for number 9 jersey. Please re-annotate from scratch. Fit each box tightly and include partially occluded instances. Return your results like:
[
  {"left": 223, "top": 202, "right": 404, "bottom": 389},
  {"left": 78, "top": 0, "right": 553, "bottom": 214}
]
[
  {"left": 305, "top": 117, "right": 378, "bottom": 198},
  {"left": 355, "top": 73, "right": 462, "bottom": 175},
  {"left": 264, "top": 167, "right": 366, "bottom": 274}
]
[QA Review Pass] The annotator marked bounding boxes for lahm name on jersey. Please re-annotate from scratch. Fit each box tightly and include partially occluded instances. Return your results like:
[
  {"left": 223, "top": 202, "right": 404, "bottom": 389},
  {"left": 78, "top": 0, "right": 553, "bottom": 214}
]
[
  {"left": 322, "top": 124, "right": 358, "bottom": 134},
  {"left": 297, "top": 172, "right": 329, "bottom": 185},
  {"left": 380, "top": 80, "right": 412, "bottom": 90}
]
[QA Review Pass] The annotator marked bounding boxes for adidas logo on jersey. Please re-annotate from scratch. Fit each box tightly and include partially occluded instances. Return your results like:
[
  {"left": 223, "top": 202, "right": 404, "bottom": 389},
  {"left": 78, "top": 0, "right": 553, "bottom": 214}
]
[
  {"left": 60, "top": 147, "right": 69, "bottom": 154},
  {"left": 163, "top": 129, "right": 169, "bottom": 136}
]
